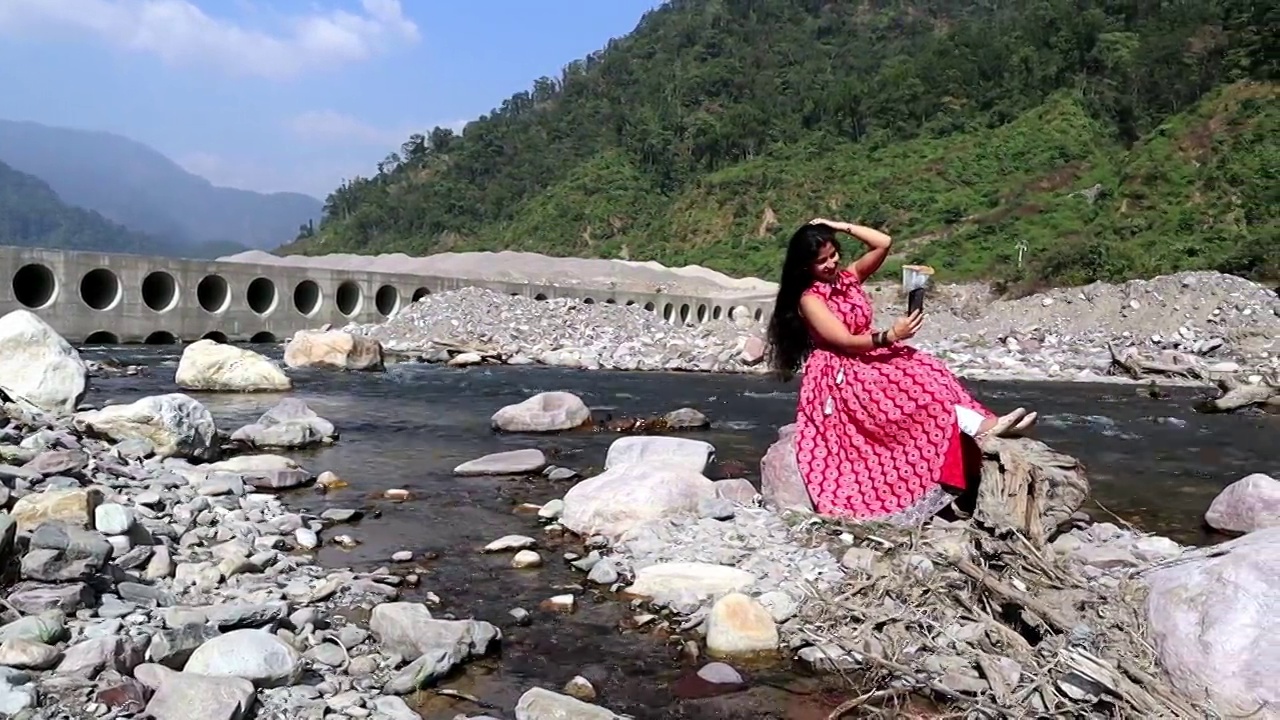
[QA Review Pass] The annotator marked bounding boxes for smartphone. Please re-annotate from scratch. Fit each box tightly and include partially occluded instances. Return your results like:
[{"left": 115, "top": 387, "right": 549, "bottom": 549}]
[{"left": 908, "top": 287, "right": 926, "bottom": 316}]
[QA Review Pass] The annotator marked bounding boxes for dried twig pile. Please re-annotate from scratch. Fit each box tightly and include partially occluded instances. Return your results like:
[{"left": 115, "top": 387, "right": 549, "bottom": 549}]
[{"left": 788, "top": 437, "right": 1208, "bottom": 719}]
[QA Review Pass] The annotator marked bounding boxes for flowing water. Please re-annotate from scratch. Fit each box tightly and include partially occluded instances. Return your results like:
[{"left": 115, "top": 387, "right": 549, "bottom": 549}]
[{"left": 81, "top": 345, "right": 1275, "bottom": 719}]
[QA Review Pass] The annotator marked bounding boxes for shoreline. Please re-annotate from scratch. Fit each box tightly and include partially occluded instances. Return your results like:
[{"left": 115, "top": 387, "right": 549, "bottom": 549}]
[{"left": 377, "top": 347, "right": 1230, "bottom": 389}]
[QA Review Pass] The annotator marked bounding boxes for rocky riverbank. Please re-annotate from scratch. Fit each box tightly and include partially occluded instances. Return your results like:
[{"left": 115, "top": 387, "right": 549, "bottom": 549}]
[
  {"left": 343, "top": 271, "right": 1280, "bottom": 388},
  {"left": 2, "top": 302, "right": 1277, "bottom": 719},
  {"left": 492, "top": 394, "right": 1280, "bottom": 718}
]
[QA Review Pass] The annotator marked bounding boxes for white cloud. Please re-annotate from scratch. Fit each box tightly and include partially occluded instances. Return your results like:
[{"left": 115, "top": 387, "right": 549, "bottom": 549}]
[
  {"left": 0, "top": 0, "right": 419, "bottom": 79},
  {"left": 286, "top": 110, "right": 469, "bottom": 147}
]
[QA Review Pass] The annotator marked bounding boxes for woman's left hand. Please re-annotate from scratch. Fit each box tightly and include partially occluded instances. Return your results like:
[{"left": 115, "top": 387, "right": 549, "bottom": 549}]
[{"left": 808, "top": 217, "right": 851, "bottom": 232}]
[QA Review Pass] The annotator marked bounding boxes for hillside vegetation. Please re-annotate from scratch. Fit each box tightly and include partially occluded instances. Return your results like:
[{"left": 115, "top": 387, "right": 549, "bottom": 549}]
[
  {"left": 0, "top": 120, "right": 321, "bottom": 253},
  {"left": 284, "top": 0, "right": 1278, "bottom": 288}
]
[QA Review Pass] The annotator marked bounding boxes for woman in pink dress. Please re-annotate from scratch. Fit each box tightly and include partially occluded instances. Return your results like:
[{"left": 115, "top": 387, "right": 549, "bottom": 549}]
[{"left": 766, "top": 219, "right": 1037, "bottom": 525}]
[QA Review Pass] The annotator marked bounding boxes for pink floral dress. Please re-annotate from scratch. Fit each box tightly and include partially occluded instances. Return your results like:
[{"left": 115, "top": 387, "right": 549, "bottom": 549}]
[{"left": 795, "top": 271, "right": 994, "bottom": 525}]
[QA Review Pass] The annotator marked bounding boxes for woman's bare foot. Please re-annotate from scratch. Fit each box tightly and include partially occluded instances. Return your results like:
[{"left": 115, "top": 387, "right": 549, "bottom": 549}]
[
  {"left": 1007, "top": 411, "right": 1038, "bottom": 437},
  {"left": 975, "top": 407, "right": 1027, "bottom": 440}
]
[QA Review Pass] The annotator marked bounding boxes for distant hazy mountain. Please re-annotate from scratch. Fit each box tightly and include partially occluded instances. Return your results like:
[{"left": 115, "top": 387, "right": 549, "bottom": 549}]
[
  {"left": 0, "top": 157, "right": 177, "bottom": 255},
  {"left": 0, "top": 119, "right": 322, "bottom": 252}
]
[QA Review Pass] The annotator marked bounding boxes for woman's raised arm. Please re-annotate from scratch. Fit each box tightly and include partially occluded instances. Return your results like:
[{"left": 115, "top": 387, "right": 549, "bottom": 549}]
[{"left": 808, "top": 218, "right": 893, "bottom": 282}]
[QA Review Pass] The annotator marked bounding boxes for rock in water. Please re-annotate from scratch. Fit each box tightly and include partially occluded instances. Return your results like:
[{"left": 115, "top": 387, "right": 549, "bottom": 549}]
[
  {"left": 491, "top": 391, "right": 591, "bottom": 432},
  {"left": 73, "top": 393, "right": 220, "bottom": 461},
  {"left": 174, "top": 339, "right": 291, "bottom": 392},
  {"left": 368, "top": 602, "right": 500, "bottom": 682},
  {"left": 230, "top": 397, "right": 337, "bottom": 450},
  {"left": 0, "top": 309, "right": 88, "bottom": 415},
  {"left": 514, "top": 687, "right": 620, "bottom": 719},
  {"left": 1144, "top": 527, "right": 1280, "bottom": 718},
  {"left": 560, "top": 464, "right": 716, "bottom": 540},
  {"left": 454, "top": 448, "right": 547, "bottom": 476},
  {"left": 283, "top": 329, "right": 384, "bottom": 371}
]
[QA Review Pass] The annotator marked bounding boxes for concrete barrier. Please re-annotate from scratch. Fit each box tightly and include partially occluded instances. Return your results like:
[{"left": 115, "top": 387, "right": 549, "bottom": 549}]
[{"left": 0, "top": 246, "right": 774, "bottom": 344}]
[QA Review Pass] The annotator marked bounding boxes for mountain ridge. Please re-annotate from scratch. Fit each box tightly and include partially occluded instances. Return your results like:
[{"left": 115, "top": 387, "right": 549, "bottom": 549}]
[
  {"left": 282, "top": 0, "right": 1277, "bottom": 287},
  {"left": 0, "top": 118, "right": 322, "bottom": 253}
]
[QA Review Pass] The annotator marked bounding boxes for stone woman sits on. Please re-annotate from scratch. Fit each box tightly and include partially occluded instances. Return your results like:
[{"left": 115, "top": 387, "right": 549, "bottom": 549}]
[{"left": 765, "top": 219, "right": 1037, "bottom": 525}]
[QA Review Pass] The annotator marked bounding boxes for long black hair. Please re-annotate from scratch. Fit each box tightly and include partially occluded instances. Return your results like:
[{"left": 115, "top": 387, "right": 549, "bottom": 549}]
[{"left": 766, "top": 223, "right": 841, "bottom": 382}]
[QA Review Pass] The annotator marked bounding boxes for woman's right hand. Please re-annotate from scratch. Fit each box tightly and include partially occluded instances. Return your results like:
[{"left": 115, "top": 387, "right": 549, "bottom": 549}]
[{"left": 890, "top": 310, "right": 925, "bottom": 341}]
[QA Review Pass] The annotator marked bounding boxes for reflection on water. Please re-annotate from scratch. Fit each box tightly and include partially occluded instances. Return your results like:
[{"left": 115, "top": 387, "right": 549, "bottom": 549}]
[{"left": 80, "top": 345, "right": 1274, "bottom": 718}]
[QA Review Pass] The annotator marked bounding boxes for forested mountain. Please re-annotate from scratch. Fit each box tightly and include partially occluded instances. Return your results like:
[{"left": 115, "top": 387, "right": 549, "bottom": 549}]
[
  {"left": 284, "top": 0, "right": 1278, "bottom": 288},
  {"left": 0, "top": 159, "right": 173, "bottom": 255},
  {"left": 0, "top": 120, "right": 321, "bottom": 253}
]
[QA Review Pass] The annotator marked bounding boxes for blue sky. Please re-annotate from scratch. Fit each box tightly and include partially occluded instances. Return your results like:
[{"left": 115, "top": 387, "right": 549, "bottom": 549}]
[{"left": 0, "top": 0, "right": 662, "bottom": 199}]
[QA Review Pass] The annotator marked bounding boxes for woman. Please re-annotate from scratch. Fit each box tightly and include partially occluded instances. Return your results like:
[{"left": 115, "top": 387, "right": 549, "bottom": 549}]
[{"left": 766, "top": 219, "right": 1037, "bottom": 525}]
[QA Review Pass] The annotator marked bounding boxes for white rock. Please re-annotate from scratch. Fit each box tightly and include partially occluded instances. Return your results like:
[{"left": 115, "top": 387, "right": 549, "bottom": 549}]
[
  {"left": 560, "top": 464, "right": 716, "bottom": 540},
  {"left": 515, "top": 687, "right": 620, "bottom": 720},
  {"left": 175, "top": 339, "right": 291, "bottom": 392},
  {"left": 0, "top": 309, "right": 88, "bottom": 415},
  {"left": 73, "top": 393, "right": 219, "bottom": 461},
  {"left": 93, "top": 503, "right": 134, "bottom": 536},
  {"left": 511, "top": 550, "right": 542, "bottom": 568},
  {"left": 182, "top": 629, "right": 302, "bottom": 688},
  {"left": 604, "top": 436, "right": 716, "bottom": 473},
  {"left": 483, "top": 535, "right": 537, "bottom": 553},
  {"left": 453, "top": 448, "right": 547, "bottom": 476},
  {"left": 1144, "top": 527, "right": 1280, "bottom": 718},
  {"left": 491, "top": 391, "right": 591, "bottom": 433},
  {"left": 626, "top": 562, "right": 755, "bottom": 605}
]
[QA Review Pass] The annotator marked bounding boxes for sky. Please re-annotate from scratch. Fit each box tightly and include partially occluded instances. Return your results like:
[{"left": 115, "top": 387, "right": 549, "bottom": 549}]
[{"left": 0, "top": 0, "right": 662, "bottom": 200}]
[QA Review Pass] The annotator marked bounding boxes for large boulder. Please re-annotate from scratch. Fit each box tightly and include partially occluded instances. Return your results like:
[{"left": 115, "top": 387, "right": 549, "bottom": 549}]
[
  {"left": 283, "top": 329, "right": 384, "bottom": 371},
  {"left": 491, "top": 391, "right": 591, "bottom": 433},
  {"left": 1144, "top": 527, "right": 1280, "bottom": 718},
  {"left": 175, "top": 340, "right": 291, "bottom": 392},
  {"left": 560, "top": 464, "right": 716, "bottom": 540},
  {"left": 0, "top": 310, "right": 88, "bottom": 415},
  {"left": 73, "top": 393, "right": 219, "bottom": 461},
  {"left": 759, "top": 424, "right": 814, "bottom": 513},
  {"left": 1204, "top": 473, "right": 1280, "bottom": 534}
]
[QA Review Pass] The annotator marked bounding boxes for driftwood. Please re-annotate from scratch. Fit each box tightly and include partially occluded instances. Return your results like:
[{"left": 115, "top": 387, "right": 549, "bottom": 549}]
[
  {"left": 973, "top": 437, "right": 1089, "bottom": 547},
  {"left": 792, "top": 437, "right": 1204, "bottom": 718},
  {"left": 1108, "top": 343, "right": 1279, "bottom": 414},
  {"left": 1194, "top": 372, "right": 1280, "bottom": 414},
  {"left": 1106, "top": 343, "right": 1202, "bottom": 380}
]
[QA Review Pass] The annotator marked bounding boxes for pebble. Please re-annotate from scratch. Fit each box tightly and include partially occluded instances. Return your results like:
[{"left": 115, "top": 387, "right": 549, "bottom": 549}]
[{"left": 511, "top": 550, "right": 543, "bottom": 568}]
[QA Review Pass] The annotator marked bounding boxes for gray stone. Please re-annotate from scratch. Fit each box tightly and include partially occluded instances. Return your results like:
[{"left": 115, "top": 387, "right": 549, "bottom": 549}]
[{"left": 135, "top": 663, "right": 256, "bottom": 720}]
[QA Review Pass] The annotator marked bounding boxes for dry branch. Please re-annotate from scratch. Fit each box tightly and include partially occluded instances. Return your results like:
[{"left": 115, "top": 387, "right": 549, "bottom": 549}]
[{"left": 1107, "top": 343, "right": 1279, "bottom": 414}]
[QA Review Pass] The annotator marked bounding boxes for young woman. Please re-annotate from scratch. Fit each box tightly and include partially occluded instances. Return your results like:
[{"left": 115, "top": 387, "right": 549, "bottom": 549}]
[{"left": 766, "top": 219, "right": 1036, "bottom": 525}]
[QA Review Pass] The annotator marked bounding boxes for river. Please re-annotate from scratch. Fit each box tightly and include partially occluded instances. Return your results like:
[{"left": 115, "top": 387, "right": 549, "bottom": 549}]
[{"left": 80, "top": 345, "right": 1274, "bottom": 719}]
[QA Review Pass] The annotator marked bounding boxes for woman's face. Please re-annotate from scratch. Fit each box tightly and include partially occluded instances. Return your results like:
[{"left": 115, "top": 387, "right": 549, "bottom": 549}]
[{"left": 811, "top": 241, "right": 840, "bottom": 283}]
